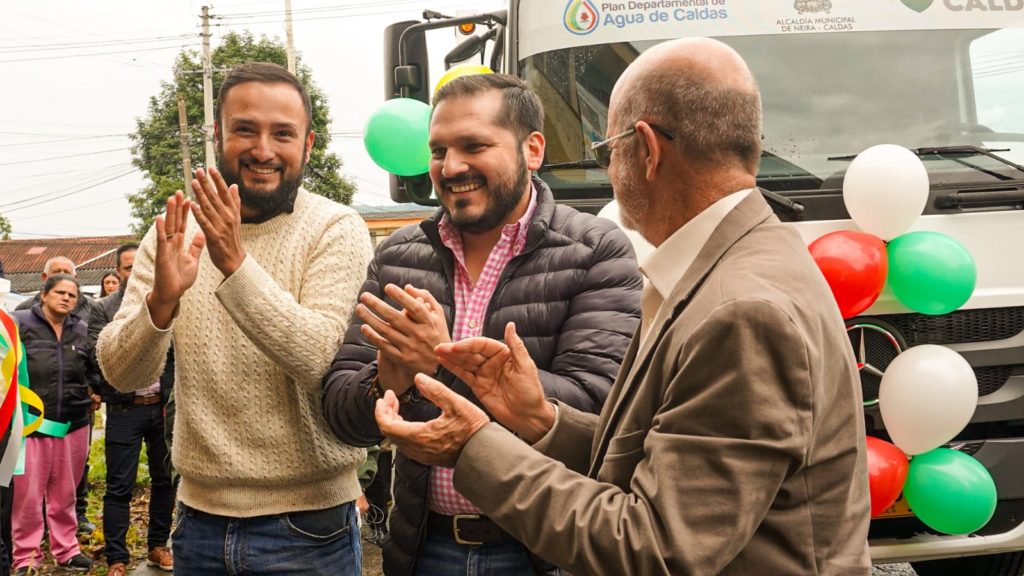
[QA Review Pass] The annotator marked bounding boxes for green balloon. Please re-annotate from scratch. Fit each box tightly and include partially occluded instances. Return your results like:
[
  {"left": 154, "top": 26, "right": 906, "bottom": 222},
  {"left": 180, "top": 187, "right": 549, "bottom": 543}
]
[
  {"left": 363, "top": 98, "right": 432, "bottom": 177},
  {"left": 887, "top": 231, "right": 976, "bottom": 315},
  {"left": 904, "top": 448, "right": 996, "bottom": 535}
]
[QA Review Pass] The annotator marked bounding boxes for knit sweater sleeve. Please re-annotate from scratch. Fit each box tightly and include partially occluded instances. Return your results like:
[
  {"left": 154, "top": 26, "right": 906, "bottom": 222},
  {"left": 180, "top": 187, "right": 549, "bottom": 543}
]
[
  {"left": 215, "top": 211, "right": 372, "bottom": 393},
  {"left": 95, "top": 226, "right": 173, "bottom": 392}
]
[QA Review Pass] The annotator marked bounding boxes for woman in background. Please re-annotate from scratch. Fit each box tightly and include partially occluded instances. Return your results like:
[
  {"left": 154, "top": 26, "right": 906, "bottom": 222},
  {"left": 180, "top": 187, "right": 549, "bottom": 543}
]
[
  {"left": 99, "top": 272, "right": 120, "bottom": 298},
  {"left": 10, "top": 274, "right": 95, "bottom": 574}
]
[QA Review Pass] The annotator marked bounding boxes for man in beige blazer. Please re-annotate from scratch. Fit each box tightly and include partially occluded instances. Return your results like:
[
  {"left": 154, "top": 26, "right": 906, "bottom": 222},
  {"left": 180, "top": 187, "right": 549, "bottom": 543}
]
[{"left": 375, "top": 37, "right": 872, "bottom": 575}]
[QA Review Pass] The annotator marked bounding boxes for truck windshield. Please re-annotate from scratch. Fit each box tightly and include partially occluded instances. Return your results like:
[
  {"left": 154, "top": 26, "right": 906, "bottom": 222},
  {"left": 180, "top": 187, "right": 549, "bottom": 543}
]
[{"left": 523, "top": 27, "right": 1024, "bottom": 193}]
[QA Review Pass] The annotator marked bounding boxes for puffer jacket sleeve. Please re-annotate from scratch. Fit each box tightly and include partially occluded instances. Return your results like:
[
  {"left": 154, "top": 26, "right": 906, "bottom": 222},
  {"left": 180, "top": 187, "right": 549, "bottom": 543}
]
[
  {"left": 321, "top": 252, "right": 387, "bottom": 447},
  {"left": 535, "top": 218, "right": 642, "bottom": 413}
]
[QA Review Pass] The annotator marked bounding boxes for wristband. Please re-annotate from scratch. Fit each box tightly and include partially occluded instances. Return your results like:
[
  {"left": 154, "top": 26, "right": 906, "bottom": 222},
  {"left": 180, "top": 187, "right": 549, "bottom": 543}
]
[{"left": 367, "top": 374, "right": 418, "bottom": 405}]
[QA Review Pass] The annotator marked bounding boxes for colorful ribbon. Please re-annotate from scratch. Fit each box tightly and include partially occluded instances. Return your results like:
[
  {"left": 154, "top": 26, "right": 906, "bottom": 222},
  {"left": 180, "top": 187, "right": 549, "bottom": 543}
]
[{"left": 0, "top": 309, "right": 67, "bottom": 485}]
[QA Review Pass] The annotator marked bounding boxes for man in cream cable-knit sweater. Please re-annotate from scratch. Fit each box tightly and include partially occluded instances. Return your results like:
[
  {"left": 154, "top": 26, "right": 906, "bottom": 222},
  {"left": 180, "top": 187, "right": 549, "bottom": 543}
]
[{"left": 96, "top": 62, "right": 373, "bottom": 575}]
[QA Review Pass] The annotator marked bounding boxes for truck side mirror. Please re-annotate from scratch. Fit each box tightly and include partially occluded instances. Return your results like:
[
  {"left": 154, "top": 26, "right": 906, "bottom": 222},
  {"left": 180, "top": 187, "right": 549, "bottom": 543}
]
[
  {"left": 384, "top": 21, "right": 430, "bottom": 102},
  {"left": 384, "top": 20, "right": 436, "bottom": 205}
]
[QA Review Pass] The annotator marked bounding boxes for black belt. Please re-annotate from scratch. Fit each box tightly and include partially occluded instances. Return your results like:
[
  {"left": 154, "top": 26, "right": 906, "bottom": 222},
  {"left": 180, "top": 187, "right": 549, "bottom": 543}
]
[
  {"left": 132, "top": 394, "right": 161, "bottom": 405},
  {"left": 426, "top": 512, "right": 510, "bottom": 545}
]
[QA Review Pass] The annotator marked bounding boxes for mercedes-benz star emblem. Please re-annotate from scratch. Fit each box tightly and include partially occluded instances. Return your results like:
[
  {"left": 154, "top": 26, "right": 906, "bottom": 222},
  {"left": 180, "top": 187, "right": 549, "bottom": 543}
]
[{"left": 846, "top": 322, "right": 903, "bottom": 406}]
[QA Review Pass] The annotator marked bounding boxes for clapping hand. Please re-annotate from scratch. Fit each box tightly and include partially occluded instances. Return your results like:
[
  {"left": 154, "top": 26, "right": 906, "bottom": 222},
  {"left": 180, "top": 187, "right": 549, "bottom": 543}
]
[
  {"left": 375, "top": 372, "right": 490, "bottom": 467},
  {"left": 435, "top": 322, "right": 555, "bottom": 443},
  {"left": 189, "top": 167, "right": 246, "bottom": 276},
  {"left": 358, "top": 283, "right": 450, "bottom": 394},
  {"left": 147, "top": 191, "right": 206, "bottom": 328}
]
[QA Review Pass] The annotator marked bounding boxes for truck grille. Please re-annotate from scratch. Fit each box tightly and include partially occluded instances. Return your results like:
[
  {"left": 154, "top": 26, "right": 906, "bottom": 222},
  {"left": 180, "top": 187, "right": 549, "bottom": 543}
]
[
  {"left": 881, "top": 307, "right": 1024, "bottom": 345},
  {"left": 851, "top": 308, "right": 1024, "bottom": 399}
]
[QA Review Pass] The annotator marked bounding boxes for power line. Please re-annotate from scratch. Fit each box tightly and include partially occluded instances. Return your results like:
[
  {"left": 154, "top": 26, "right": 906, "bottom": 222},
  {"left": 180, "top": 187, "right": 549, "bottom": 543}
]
[
  {"left": 0, "top": 134, "right": 131, "bottom": 148},
  {"left": 0, "top": 147, "right": 131, "bottom": 167},
  {"left": 13, "top": 194, "right": 129, "bottom": 222},
  {"left": 0, "top": 34, "right": 193, "bottom": 54},
  {"left": 0, "top": 6, "right": 192, "bottom": 68},
  {"left": 2, "top": 164, "right": 136, "bottom": 208},
  {"left": 4, "top": 167, "right": 139, "bottom": 214},
  {"left": 5, "top": 161, "right": 130, "bottom": 181},
  {"left": 0, "top": 6, "right": 201, "bottom": 43},
  {"left": 4, "top": 162, "right": 133, "bottom": 196},
  {"left": 0, "top": 43, "right": 199, "bottom": 64}
]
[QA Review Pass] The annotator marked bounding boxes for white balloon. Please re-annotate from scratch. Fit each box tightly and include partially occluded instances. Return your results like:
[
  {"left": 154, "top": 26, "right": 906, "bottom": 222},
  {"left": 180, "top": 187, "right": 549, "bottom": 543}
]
[
  {"left": 879, "top": 344, "right": 978, "bottom": 455},
  {"left": 598, "top": 200, "right": 655, "bottom": 263},
  {"left": 843, "top": 144, "right": 929, "bottom": 240}
]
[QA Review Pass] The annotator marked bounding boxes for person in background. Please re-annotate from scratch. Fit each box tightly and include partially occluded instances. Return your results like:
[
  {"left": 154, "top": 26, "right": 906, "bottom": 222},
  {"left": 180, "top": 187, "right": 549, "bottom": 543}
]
[
  {"left": 99, "top": 272, "right": 120, "bottom": 298},
  {"left": 14, "top": 256, "right": 97, "bottom": 537},
  {"left": 15, "top": 257, "right": 92, "bottom": 321},
  {"left": 11, "top": 274, "right": 96, "bottom": 574},
  {"left": 90, "top": 243, "right": 175, "bottom": 576},
  {"left": 76, "top": 270, "right": 119, "bottom": 536}
]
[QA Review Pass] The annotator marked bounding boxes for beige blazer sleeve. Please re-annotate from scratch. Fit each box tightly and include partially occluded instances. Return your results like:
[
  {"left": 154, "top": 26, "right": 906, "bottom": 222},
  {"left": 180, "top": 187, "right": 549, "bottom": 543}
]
[
  {"left": 532, "top": 401, "right": 600, "bottom": 475},
  {"left": 454, "top": 299, "right": 814, "bottom": 576}
]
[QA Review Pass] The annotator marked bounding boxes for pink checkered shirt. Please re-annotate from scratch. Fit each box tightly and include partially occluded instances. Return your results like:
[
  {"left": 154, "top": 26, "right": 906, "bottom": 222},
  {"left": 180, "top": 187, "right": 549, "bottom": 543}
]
[{"left": 428, "top": 187, "right": 537, "bottom": 516}]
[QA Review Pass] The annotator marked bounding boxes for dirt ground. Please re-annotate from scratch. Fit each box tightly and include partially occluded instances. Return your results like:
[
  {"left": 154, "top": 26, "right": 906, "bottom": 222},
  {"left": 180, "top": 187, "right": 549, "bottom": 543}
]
[{"left": 360, "top": 525, "right": 384, "bottom": 576}]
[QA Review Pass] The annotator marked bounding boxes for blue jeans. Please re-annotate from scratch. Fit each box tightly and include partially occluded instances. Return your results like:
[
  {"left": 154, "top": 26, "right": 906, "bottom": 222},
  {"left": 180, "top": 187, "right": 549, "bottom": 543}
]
[
  {"left": 414, "top": 530, "right": 534, "bottom": 576},
  {"left": 171, "top": 500, "right": 361, "bottom": 575}
]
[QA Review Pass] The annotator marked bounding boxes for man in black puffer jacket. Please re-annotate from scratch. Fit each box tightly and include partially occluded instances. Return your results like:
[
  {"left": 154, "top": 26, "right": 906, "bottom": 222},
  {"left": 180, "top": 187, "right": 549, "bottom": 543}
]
[{"left": 322, "top": 74, "right": 641, "bottom": 576}]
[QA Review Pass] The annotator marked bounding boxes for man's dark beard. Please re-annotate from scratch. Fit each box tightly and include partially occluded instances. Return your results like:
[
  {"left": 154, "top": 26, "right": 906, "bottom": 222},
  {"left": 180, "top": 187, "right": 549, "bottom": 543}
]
[
  {"left": 217, "top": 158, "right": 305, "bottom": 223},
  {"left": 446, "top": 148, "right": 529, "bottom": 234}
]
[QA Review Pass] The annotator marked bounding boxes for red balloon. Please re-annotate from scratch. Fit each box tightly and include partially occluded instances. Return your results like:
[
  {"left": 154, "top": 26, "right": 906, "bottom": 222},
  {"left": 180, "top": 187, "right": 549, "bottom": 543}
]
[
  {"left": 809, "top": 230, "right": 888, "bottom": 318},
  {"left": 866, "top": 436, "right": 909, "bottom": 517}
]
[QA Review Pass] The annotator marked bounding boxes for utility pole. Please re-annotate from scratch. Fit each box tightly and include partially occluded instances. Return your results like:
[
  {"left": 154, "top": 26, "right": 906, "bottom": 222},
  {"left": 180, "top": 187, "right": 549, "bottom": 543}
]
[
  {"left": 284, "top": 0, "right": 296, "bottom": 74},
  {"left": 201, "top": 5, "right": 216, "bottom": 167},
  {"left": 177, "top": 94, "right": 193, "bottom": 196}
]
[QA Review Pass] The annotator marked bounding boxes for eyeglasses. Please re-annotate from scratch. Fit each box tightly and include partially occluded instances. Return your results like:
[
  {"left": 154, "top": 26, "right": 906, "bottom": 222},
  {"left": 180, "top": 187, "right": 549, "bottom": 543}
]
[{"left": 590, "top": 124, "right": 675, "bottom": 168}]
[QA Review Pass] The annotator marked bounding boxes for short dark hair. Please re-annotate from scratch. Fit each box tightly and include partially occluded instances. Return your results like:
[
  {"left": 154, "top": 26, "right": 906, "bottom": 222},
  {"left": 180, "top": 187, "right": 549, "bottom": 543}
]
[
  {"left": 217, "top": 62, "right": 313, "bottom": 134},
  {"left": 42, "top": 273, "right": 79, "bottom": 295},
  {"left": 617, "top": 68, "right": 762, "bottom": 173},
  {"left": 116, "top": 243, "right": 139, "bottom": 270},
  {"left": 432, "top": 73, "right": 543, "bottom": 142}
]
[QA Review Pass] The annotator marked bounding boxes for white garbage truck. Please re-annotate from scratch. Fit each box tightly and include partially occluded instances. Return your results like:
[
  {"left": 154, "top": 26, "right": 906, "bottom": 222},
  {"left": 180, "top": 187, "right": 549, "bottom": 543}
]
[{"left": 384, "top": 1, "right": 1024, "bottom": 573}]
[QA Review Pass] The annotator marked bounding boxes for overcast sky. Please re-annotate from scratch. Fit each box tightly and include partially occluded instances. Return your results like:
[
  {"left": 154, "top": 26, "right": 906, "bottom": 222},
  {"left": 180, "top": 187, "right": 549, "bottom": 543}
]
[{"left": 0, "top": 0, "right": 502, "bottom": 239}]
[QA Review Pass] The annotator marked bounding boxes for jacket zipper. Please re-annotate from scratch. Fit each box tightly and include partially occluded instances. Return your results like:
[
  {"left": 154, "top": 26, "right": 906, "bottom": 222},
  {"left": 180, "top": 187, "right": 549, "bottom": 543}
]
[{"left": 55, "top": 320, "right": 67, "bottom": 421}]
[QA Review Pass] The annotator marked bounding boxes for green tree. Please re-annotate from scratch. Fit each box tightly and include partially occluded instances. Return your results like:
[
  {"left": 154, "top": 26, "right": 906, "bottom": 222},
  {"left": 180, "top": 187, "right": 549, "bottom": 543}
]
[
  {"left": 0, "top": 214, "right": 10, "bottom": 240},
  {"left": 129, "top": 31, "right": 355, "bottom": 235}
]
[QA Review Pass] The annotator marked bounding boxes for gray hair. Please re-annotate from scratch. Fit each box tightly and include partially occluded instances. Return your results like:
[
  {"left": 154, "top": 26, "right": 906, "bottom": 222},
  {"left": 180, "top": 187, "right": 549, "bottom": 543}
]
[
  {"left": 616, "top": 69, "right": 762, "bottom": 173},
  {"left": 43, "top": 256, "right": 76, "bottom": 276}
]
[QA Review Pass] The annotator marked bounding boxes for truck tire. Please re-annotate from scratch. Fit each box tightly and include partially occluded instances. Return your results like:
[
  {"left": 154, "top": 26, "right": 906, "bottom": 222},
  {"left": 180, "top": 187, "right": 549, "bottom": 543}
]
[{"left": 911, "top": 552, "right": 1024, "bottom": 576}]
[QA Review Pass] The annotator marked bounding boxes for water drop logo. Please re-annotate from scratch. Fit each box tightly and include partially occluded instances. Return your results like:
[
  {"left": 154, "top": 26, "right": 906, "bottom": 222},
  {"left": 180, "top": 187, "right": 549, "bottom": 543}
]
[
  {"left": 900, "top": 0, "right": 934, "bottom": 11},
  {"left": 564, "top": 0, "right": 600, "bottom": 35}
]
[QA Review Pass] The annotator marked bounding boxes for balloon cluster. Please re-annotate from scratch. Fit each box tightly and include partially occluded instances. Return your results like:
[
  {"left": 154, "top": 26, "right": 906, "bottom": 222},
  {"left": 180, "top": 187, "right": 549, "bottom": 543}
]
[
  {"left": 869, "top": 345, "right": 995, "bottom": 534},
  {"left": 809, "top": 144, "right": 977, "bottom": 319},
  {"left": 811, "top": 144, "right": 995, "bottom": 534},
  {"left": 364, "top": 64, "right": 494, "bottom": 177}
]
